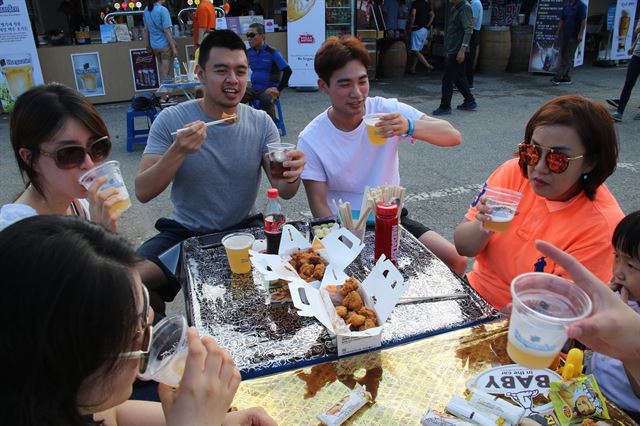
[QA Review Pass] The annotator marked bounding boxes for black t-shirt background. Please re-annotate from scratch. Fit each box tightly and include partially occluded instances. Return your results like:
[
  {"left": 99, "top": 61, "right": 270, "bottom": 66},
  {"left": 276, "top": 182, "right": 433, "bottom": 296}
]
[{"left": 410, "top": 0, "right": 432, "bottom": 30}]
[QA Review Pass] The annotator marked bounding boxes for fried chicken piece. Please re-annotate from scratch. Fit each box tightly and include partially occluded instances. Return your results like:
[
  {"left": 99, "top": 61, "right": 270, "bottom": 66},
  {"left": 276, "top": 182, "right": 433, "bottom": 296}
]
[
  {"left": 346, "top": 312, "right": 365, "bottom": 328},
  {"left": 299, "top": 263, "right": 315, "bottom": 278},
  {"left": 357, "top": 307, "right": 378, "bottom": 325},
  {"left": 359, "top": 318, "right": 377, "bottom": 331},
  {"left": 335, "top": 305, "right": 348, "bottom": 318},
  {"left": 312, "top": 263, "right": 326, "bottom": 280},
  {"left": 342, "top": 290, "right": 364, "bottom": 311},
  {"left": 338, "top": 277, "right": 360, "bottom": 297}
]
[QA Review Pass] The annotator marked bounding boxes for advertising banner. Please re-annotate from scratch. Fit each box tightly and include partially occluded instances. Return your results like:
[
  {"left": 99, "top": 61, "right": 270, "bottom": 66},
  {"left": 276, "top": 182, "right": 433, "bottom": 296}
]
[
  {"left": 0, "top": 0, "right": 44, "bottom": 111},
  {"left": 529, "top": 0, "right": 588, "bottom": 72},
  {"left": 130, "top": 48, "right": 159, "bottom": 92},
  {"left": 287, "top": 0, "right": 325, "bottom": 88},
  {"left": 611, "top": 0, "right": 638, "bottom": 60},
  {"left": 71, "top": 52, "right": 105, "bottom": 97}
]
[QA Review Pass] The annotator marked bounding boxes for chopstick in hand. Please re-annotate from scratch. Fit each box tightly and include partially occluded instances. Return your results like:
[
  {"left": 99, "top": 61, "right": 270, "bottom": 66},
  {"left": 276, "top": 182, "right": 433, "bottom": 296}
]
[{"left": 170, "top": 115, "right": 237, "bottom": 136}]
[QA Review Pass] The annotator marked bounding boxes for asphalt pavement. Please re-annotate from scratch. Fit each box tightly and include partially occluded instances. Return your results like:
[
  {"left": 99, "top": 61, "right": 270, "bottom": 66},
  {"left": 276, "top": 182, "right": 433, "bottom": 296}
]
[{"left": 1, "top": 63, "right": 638, "bottom": 315}]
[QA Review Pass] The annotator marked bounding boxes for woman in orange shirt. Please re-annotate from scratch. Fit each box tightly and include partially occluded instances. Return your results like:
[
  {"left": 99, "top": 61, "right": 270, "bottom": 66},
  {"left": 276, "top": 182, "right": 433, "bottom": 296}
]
[{"left": 454, "top": 95, "right": 624, "bottom": 309}]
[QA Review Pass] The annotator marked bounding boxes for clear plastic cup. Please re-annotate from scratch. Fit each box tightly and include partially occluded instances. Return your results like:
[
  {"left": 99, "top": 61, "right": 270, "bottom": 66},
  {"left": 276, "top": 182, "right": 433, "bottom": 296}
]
[
  {"left": 222, "top": 232, "right": 255, "bottom": 274},
  {"left": 363, "top": 113, "right": 387, "bottom": 145},
  {"left": 267, "top": 142, "right": 295, "bottom": 179},
  {"left": 138, "top": 315, "right": 189, "bottom": 387},
  {"left": 507, "top": 272, "right": 592, "bottom": 369},
  {"left": 482, "top": 186, "right": 523, "bottom": 233},
  {"left": 78, "top": 160, "right": 131, "bottom": 216}
]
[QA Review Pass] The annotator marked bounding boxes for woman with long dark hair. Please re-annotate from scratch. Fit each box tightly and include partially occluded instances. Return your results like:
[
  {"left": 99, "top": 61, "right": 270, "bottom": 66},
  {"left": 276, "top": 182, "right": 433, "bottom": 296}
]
[{"left": 0, "top": 215, "right": 275, "bottom": 425}]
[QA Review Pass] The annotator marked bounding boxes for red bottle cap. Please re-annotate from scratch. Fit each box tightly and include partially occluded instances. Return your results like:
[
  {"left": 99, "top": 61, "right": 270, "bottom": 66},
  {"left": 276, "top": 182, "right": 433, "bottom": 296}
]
[
  {"left": 376, "top": 201, "right": 398, "bottom": 216},
  {"left": 267, "top": 188, "right": 279, "bottom": 198}
]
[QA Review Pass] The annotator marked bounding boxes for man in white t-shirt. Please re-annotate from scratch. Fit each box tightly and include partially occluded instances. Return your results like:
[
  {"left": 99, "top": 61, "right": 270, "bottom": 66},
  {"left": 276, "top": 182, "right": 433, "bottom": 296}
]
[{"left": 298, "top": 36, "right": 467, "bottom": 275}]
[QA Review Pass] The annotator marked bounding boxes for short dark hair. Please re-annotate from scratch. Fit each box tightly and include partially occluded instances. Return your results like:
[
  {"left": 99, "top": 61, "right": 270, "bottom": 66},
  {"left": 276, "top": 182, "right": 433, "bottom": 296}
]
[
  {"left": 10, "top": 83, "right": 110, "bottom": 197},
  {"left": 613, "top": 210, "right": 640, "bottom": 260},
  {"left": 249, "top": 23, "right": 264, "bottom": 34},
  {"left": 519, "top": 95, "right": 618, "bottom": 200},
  {"left": 198, "top": 29, "right": 247, "bottom": 68},
  {"left": 314, "top": 36, "right": 371, "bottom": 84},
  {"left": 0, "top": 215, "right": 141, "bottom": 425}
]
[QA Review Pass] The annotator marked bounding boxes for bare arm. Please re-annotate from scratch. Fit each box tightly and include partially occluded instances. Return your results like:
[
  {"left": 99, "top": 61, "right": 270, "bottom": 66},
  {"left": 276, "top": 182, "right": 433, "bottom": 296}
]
[
  {"left": 163, "top": 28, "right": 178, "bottom": 55},
  {"left": 197, "top": 27, "right": 207, "bottom": 46},
  {"left": 453, "top": 196, "right": 493, "bottom": 256},
  {"left": 144, "top": 25, "right": 151, "bottom": 50},
  {"left": 578, "top": 19, "right": 586, "bottom": 41},
  {"left": 303, "top": 180, "right": 333, "bottom": 218},
  {"left": 375, "top": 113, "right": 461, "bottom": 147},
  {"left": 116, "top": 400, "right": 167, "bottom": 426},
  {"left": 409, "top": 7, "right": 416, "bottom": 30},
  {"left": 428, "top": 10, "right": 435, "bottom": 27}
]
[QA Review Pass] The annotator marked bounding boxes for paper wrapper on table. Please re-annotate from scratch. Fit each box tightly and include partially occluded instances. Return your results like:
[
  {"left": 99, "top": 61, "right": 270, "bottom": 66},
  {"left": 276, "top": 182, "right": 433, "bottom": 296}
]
[
  {"left": 289, "top": 255, "right": 406, "bottom": 356},
  {"left": 250, "top": 224, "right": 365, "bottom": 303},
  {"left": 317, "top": 383, "right": 372, "bottom": 425}
]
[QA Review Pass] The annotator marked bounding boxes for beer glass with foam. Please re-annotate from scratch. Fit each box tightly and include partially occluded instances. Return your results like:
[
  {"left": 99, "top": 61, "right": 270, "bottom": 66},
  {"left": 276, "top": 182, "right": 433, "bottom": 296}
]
[
  {"left": 507, "top": 272, "right": 592, "bottom": 369},
  {"left": 222, "top": 233, "right": 255, "bottom": 274}
]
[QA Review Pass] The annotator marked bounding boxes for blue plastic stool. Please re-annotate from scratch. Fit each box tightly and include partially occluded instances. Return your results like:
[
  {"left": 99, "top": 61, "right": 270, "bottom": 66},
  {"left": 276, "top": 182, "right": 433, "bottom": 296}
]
[
  {"left": 251, "top": 98, "right": 286, "bottom": 136},
  {"left": 126, "top": 106, "right": 157, "bottom": 152}
]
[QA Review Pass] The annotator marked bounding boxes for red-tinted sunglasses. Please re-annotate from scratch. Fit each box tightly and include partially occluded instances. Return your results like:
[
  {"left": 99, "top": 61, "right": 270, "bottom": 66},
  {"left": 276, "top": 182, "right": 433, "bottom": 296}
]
[
  {"left": 518, "top": 143, "right": 584, "bottom": 174},
  {"left": 37, "top": 136, "right": 111, "bottom": 169}
]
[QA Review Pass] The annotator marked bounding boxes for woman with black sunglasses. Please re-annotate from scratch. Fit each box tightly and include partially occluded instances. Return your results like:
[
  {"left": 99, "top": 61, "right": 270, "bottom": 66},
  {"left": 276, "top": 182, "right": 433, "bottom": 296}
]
[
  {"left": 0, "top": 83, "right": 122, "bottom": 232},
  {"left": 0, "top": 215, "right": 276, "bottom": 425},
  {"left": 454, "top": 95, "right": 624, "bottom": 309}
]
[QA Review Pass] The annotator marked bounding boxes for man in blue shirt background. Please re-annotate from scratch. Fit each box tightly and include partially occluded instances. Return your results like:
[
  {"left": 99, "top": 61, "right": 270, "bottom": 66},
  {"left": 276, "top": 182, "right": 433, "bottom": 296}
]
[
  {"left": 244, "top": 23, "right": 292, "bottom": 118},
  {"left": 552, "top": 0, "right": 587, "bottom": 85},
  {"left": 143, "top": 0, "right": 178, "bottom": 83}
]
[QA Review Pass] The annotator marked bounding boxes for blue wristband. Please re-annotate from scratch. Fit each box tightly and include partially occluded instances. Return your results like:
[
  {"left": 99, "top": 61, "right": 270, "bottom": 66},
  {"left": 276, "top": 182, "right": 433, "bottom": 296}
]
[{"left": 402, "top": 118, "right": 414, "bottom": 137}]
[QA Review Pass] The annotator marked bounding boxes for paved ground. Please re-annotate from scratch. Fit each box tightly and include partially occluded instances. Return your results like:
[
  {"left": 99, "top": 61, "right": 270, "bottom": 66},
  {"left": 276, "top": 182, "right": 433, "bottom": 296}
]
[{"left": 1, "top": 63, "right": 638, "bottom": 314}]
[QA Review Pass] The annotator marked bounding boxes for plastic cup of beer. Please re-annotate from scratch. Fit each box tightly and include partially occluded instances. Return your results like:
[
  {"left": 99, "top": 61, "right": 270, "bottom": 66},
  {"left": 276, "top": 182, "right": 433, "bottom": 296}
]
[
  {"left": 482, "top": 186, "right": 523, "bottom": 233},
  {"left": 0, "top": 53, "right": 34, "bottom": 98},
  {"left": 363, "top": 113, "right": 387, "bottom": 145},
  {"left": 267, "top": 142, "right": 295, "bottom": 179},
  {"left": 138, "top": 315, "right": 189, "bottom": 387},
  {"left": 78, "top": 160, "right": 132, "bottom": 216},
  {"left": 507, "top": 272, "right": 592, "bottom": 369},
  {"left": 222, "top": 232, "right": 255, "bottom": 274}
]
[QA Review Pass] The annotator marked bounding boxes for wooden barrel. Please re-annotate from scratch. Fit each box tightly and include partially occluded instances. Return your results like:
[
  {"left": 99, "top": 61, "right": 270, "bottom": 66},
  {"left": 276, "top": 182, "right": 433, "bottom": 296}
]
[
  {"left": 362, "top": 39, "right": 378, "bottom": 80},
  {"left": 478, "top": 26, "right": 511, "bottom": 73},
  {"left": 380, "top": 40, "right": 407, "bottom": 78},
  {"left": 508, "top": 25, "right": 533, "bottom": 72}
]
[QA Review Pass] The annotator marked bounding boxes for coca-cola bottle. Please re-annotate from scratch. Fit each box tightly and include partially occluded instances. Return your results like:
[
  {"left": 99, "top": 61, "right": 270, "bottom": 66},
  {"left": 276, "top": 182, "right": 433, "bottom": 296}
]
[
  {"left": 374, "top": 201, "right": 398, "bottom": 264},
  {"left": 264, "top": 188, "right": 286, "bottom": 254}
]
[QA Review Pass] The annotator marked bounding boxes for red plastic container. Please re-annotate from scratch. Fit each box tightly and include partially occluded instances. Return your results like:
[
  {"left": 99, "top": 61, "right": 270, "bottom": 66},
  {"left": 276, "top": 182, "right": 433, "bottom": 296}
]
[{"left": 374, "top": 201, "right": 399, "bottom": 264}]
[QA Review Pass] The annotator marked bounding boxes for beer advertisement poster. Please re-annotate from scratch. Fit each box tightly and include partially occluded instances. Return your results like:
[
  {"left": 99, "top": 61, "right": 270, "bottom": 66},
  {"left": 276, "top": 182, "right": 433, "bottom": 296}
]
[
  {"left": 287, "top": 0, "right": 326, "bottom": 88},
  {"left": 71, "top": 52, "right": 105, "bottom": 97},
  {"left": 0, "top": 0, "right": 44, "bottom": 111},
  {"left": 528, "top": 0, "right": 564, "bottom": 73},
  {"left": 611, "top": 0, "right": 637, "bottom": 60},
  {"left": 129, "top": 48, "right": 160, "bottom": 92}
]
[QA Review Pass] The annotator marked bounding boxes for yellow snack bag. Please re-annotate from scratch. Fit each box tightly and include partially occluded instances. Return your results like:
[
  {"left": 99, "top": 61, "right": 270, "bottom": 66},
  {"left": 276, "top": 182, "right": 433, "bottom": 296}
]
[{"left": 549, "top": 374, "right": 609, "bottom": 426}]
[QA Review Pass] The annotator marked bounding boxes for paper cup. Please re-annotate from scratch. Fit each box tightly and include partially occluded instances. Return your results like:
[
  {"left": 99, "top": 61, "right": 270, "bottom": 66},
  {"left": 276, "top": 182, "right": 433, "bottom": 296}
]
[
  {"left": 138, "top": 315, "right": 189, "bottom": 387},
  {"left": 482, "top": 186, "right": 523, "bottom": 233},
  {"left": 222, "top": 232, "right": 255, "bottom": 274},
  {"left": 78, "top": 160, "right": 131, "bottom": 215},
  {"left": 507, "top": 272, "right": 592, "bottom": 369}
]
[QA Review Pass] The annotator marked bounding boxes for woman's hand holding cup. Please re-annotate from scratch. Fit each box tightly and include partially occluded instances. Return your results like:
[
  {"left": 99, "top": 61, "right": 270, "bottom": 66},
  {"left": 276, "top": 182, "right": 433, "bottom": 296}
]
[{"left": 87, "top": 176, "right": 123, "bottom": 232}]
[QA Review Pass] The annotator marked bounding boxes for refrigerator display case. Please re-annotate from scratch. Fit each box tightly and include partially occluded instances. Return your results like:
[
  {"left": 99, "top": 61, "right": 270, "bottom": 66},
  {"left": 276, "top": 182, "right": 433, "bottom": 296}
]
[{"left": 326, "top": 0, "right": 355, "bottom": 38}]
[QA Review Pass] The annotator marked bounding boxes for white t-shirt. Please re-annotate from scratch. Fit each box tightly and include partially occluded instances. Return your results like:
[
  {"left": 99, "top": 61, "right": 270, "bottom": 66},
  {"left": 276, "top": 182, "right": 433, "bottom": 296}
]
[
  {"left": 0, "top": 200, "right": 90, "bottom": 231},
  {"left": 298, "top": 97, "right": 423, "bottom": 212}
]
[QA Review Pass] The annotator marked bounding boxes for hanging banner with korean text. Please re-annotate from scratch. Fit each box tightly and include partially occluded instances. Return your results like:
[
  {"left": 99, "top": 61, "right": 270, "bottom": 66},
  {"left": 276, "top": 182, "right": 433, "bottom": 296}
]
[
  {"left": 611, "top": 0, "right": 637, "bottom": 60},
  {"left": 288, "top": 0, "right": 325, "bottom": 88},
  {"left": 0, "top": 0, "right": 44, "bottom": 111},
  {"left": 130, "top": 48, "right": 160, "bottom": 91}
]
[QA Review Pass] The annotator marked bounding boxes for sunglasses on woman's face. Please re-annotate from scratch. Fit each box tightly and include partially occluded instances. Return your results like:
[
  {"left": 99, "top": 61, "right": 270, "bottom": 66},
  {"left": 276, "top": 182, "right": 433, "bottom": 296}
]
[
  {"left": 120, "top": 285, "right": 152, "bottom": 374},
  {"left": 518, "top": 143, "right": 584, "bottom": 174},
  {"left": 37, "top": 136, "right": 111, "bottom": 170}
]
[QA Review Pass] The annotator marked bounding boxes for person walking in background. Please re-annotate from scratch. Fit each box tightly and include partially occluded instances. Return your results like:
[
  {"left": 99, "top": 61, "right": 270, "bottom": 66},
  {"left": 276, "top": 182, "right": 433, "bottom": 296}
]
[
  {"left": 193, "top": 0, "right": 216, "bottom": 49},
  {"left": 432, "top": 0, "right": 475, "bottom": 115},
  {"left": 382, "top": 0, "right": 401, "bottom": 38},
  {"left": 143, "top": 0, "right": 178, "bottom": 83},
  {"left": 407, "top": 0, "right": 435, "bottom": 74},
  {"left": 465, "top": 0, "right": 483, "bottom": 89},
  {"left": 608, "top": 23, "right": 640, "bottom": 122},
  {"left": 551, "top": 0, "right": 586, "bottom": 85}
]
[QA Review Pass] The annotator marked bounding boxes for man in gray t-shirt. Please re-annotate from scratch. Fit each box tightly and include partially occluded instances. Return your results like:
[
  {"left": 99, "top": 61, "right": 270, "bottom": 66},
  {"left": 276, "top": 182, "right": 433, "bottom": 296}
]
[{"left": 135, "top": 30, "right": 306, "bottom": 312}]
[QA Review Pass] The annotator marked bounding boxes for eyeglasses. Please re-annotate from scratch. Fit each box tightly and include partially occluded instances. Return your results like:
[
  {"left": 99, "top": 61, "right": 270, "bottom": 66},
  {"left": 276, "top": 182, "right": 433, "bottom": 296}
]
[
  {"left": 120, "top": 285, "right": 152, "bottom": 374},
  {"left": 246, "top": 32, "right": 260, "bottom": 38},
  {"left": 37, "top": 136, "right": 111, "bottom": 170},
  {"left": 518, "top": 143, "right": 585, "bottom": 174}
]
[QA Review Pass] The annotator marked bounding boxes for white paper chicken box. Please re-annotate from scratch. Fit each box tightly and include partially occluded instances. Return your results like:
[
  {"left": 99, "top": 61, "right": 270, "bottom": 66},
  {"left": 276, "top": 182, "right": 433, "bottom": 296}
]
[
  {"left": 249, "top": 224, "right": 365, "bottom": 289},
  {"left": 289, "top": 255, "right": 406, "bottom": 356}
]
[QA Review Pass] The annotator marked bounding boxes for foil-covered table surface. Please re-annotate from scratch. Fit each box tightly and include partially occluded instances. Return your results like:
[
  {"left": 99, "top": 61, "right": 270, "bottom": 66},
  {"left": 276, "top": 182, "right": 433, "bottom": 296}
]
[
  {"left": 230, "top": 321, "right": 635, "bottom": 425},
  {"left": 180, "top": 226, "right": 497, "bottom": 378}
]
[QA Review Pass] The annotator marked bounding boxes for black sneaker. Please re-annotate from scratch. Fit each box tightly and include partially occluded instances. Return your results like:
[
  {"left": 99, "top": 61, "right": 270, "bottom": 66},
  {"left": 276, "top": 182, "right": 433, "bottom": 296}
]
[
  {"left": 457, "top": 100, "right": 477, "bottom": 111},
  {"left": 432, "top": 106, "right": 452, "bottom": 115},
  {"left": 606, "top": 98, "right": 620, "bottom": 108},
  {"left": 551, "top": 77, "right": 561, "bottom": 86},
  {"left": 611, "top": 112, "right": 623, "bottom": 122},
  {"left": 558, "top": 78, "right": 572, "bottom": 85}
]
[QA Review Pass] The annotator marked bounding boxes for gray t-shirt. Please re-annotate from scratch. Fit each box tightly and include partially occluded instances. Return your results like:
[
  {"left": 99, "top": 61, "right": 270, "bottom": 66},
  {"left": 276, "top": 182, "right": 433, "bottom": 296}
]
[{"left": 144, "top": 101, "right": 279, "bottom": 232}]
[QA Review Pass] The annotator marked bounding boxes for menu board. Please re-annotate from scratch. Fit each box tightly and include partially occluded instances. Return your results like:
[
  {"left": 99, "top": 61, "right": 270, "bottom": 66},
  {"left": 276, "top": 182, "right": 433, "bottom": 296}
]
[
  {"left": 129, "top": 48, "right": 160, "bottom": 92},
  {"left": 528, "top": 0, "right": 563, "bottom": 73},
  {"left": 0, "top": 0, "right": 44, "bottom": 111},
  {"left": 490, "top": 0, "right": 522, "bottom": 26},
  {"left": 71, "top": 52, "right": 105, "bottom": 97},
  {"left": 611, "top": 0, "right": 638, "bottom": 60}
]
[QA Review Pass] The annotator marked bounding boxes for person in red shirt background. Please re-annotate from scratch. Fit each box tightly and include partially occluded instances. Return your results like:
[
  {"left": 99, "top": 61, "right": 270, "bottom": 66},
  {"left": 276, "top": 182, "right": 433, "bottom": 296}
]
[{"left": 193, "top": 0, "right": 216, "bottom": 48}]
